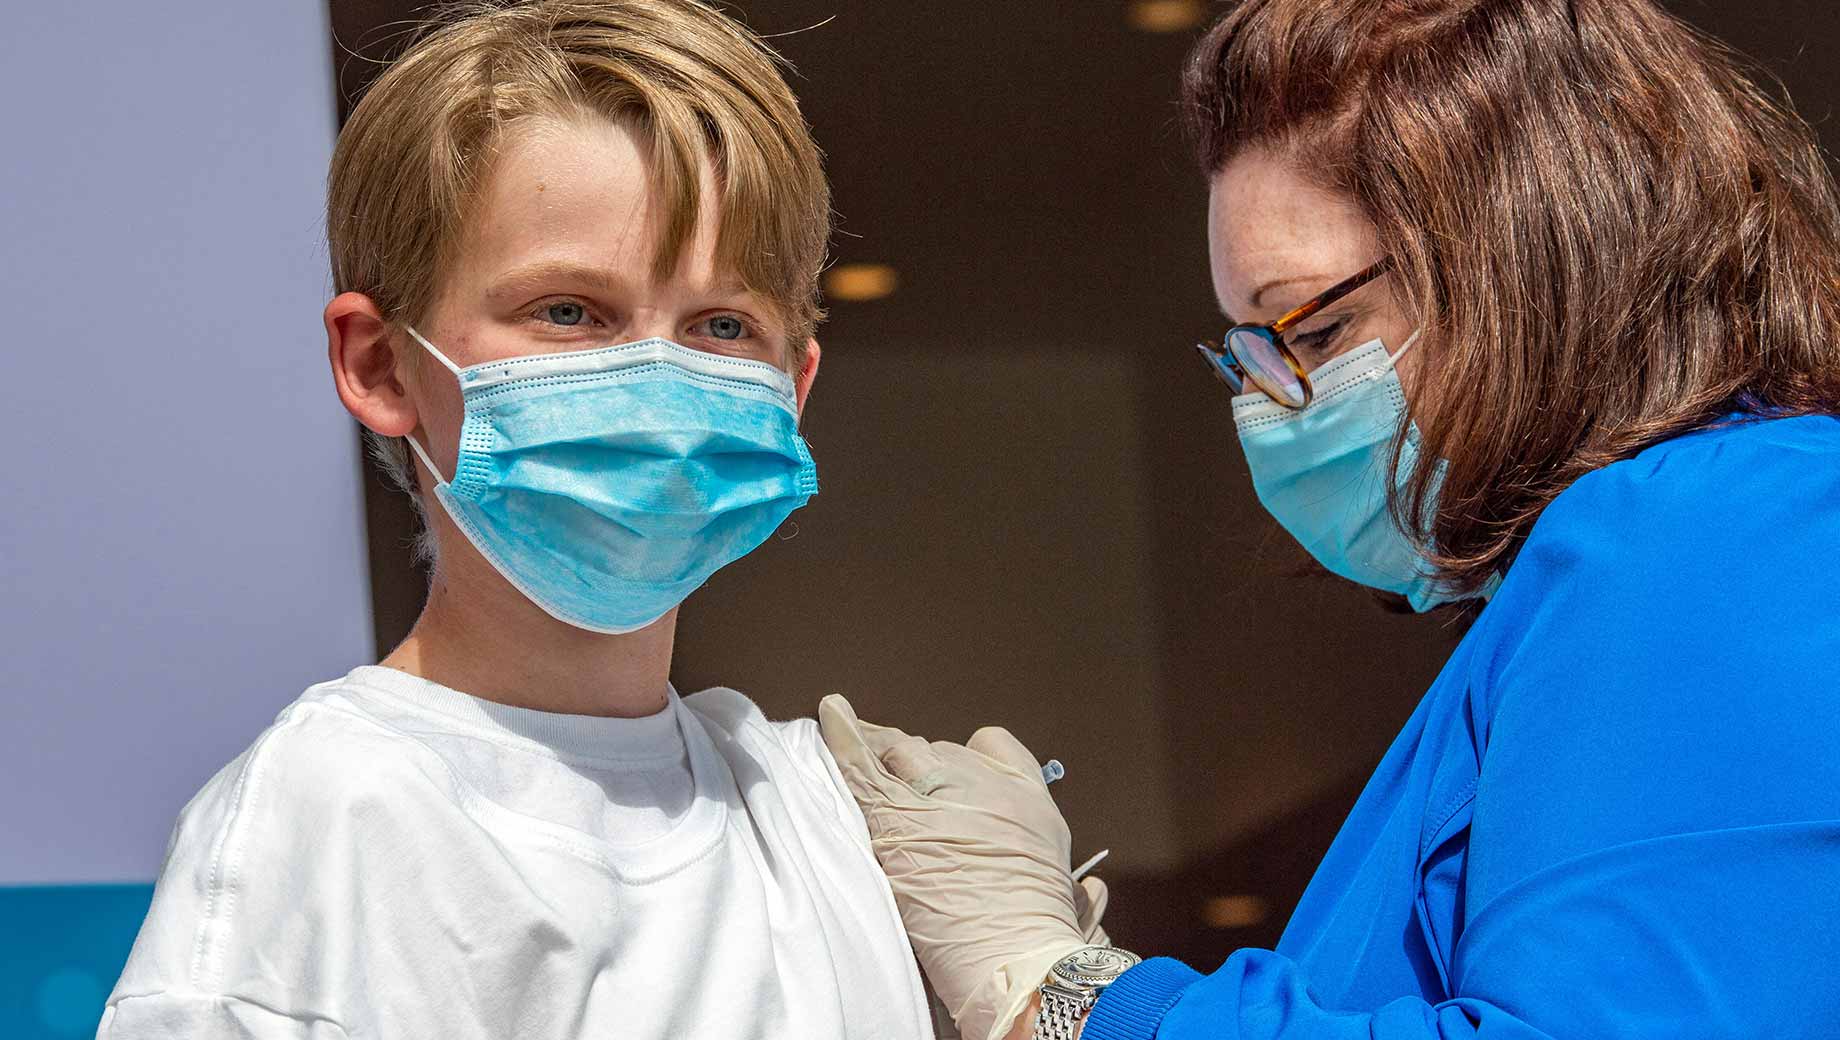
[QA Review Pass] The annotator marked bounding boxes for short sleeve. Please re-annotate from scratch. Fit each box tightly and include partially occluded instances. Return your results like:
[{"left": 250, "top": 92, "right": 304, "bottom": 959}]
[
  {"left": 106, "top": 703, "right": 481, "bottom": 1036},
  {"left": 99, "top": 992, "right": 351, "bottom": 1039}
]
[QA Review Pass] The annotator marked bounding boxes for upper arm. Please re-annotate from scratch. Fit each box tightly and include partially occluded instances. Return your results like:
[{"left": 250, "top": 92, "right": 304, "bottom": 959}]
[
  {"left": 1468, "top": 444, "right": 1840, "bottom": 897},
  {"left": 1451, "top": 439, "right": 1840, "bottom": 1032}
]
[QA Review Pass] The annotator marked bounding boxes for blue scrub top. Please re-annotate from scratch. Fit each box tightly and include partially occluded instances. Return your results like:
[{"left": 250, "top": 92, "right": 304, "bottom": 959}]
[{"left": 1088, "top": 414, "right": 1840, "bottom": 1039}]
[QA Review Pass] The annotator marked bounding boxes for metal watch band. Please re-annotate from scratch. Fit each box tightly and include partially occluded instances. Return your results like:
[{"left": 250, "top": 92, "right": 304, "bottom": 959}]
[
  {"left": 1031, "top": 945, "right": 1141, "bottom": 1040},
  {"left": 1032, "top": 984, "right": 1095, "bottom": 1040}
]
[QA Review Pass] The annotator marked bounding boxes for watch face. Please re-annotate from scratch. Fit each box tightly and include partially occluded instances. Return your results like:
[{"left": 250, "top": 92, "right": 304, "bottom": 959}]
[{"left": 1051, "top": 946, "right": 1142, "bottom": 989}]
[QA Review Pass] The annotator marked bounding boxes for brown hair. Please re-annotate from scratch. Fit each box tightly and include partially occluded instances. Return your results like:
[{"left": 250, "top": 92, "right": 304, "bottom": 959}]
[{"left": 1184, "top": 0, "right": 1840, "bottom": 596}]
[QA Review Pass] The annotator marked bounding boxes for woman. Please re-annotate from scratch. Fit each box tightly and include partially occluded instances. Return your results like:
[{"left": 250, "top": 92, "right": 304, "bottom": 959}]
[{"left": 820, "top": 1, "right": 1840, "bottom": 1038}]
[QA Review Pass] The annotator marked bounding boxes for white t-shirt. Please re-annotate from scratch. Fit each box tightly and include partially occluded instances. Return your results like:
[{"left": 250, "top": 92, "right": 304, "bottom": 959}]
[{"left": 100, "top": 666, "right": 934, "bottom": 1039}]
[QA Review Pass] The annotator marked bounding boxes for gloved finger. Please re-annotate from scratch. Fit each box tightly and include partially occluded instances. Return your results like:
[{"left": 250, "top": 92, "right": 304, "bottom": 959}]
[
  {"left": 1074, "top": 875, "right": 1110, "bottom": 943},
  {"left": 965, "top": 725, "right": 1044, "bottom": 782},
  {"left": 819, "top": 693, "right": 921, "bottom": 754},
  {"left": 818, "top": 695, "right": 912, "bottom": 796},
  {"left": 881, "top": 735, "right": 949, "bottom": 794}
]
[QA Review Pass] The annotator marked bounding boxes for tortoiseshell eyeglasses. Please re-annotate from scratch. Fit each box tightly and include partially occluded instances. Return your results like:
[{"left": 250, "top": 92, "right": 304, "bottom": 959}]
[{"left": 1195, "top": 256, "right": 1394, "bottom": 409}]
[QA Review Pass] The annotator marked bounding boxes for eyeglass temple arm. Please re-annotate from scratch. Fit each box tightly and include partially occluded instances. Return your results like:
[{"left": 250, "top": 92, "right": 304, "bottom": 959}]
[{"left": 1268, "top": 257, "right": 1395, "bottom": 336}]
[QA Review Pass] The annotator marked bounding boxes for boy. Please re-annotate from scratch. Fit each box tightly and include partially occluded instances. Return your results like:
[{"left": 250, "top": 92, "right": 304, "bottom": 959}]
[{"left": 99, "top": 2, "right": 935, "bottom": 1035}]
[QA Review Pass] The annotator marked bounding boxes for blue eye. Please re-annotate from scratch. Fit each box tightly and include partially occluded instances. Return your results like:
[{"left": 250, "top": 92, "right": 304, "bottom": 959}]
[
  {"left": 708, "top": 315, "right": 746, "bottom": 340},
  {"left": 544, "top": 302, "right": 586, "bottom": 326}
]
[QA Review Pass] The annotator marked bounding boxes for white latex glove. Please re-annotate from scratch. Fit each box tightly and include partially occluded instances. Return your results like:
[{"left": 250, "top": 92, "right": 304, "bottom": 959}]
[{"left": 820, "top": 695, "right": 1110, "bottom": 1040}]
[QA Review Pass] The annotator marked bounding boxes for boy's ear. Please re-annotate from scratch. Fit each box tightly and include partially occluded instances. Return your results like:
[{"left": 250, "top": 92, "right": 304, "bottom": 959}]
[
  {"left": 326, "top": 291, "right": 418, "bottom": 437},
  {"left": 794, "top": 337, "right": 821, "bottom": 417}
]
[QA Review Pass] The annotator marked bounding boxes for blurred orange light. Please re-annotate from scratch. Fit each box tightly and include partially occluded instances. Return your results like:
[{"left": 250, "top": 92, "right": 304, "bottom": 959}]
[
  {"left": 1128, "top": 0, "right": 1206, "bottom": 33},
  {"left": 1201, "top": 894, "right": 1270, "bottom": 929},
  {"left": 824, "top": 263, "right": 900, "bottom": 302}
]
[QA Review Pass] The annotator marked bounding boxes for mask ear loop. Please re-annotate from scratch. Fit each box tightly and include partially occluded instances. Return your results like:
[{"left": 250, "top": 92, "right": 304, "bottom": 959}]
[
  {"left": 400, "top": 326, "right": 465, "bottom": 485},
  {"left": 1385, "top": 329, "right": 1424, "bottom": 369},
  {"left": 405, "top": 325, "right": 464, "bottom": 376},
  {"left": 403, "top": 427, "right": 449, "bottom": 486}
]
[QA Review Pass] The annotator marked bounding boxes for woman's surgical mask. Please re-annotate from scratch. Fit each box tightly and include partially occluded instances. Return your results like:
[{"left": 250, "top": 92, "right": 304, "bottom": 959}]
[
  {"left": 1231, "top": 332, "right": 1482, "bottom": 612},
  {"left": 402, "top": 327, "right": 818, "bottom": 633}
]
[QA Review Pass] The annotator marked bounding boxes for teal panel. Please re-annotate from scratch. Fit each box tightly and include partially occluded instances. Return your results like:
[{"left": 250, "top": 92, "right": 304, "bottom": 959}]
[{"left": 1, "top": 885, "right": 153, "bottom": 1039}]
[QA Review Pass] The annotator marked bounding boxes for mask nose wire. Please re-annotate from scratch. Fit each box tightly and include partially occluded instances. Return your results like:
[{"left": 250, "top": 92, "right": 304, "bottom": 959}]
[{"left": 401, "top": 325, "right": 463, "bottom": 485}]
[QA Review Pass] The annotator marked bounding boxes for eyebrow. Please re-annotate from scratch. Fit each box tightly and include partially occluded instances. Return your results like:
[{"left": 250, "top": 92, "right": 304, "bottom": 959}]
[
  {"left": 1249, "top": 275, "right": 1328, "bottom": 310},
  {"left": 484, "top": 260, "right": 632, "bottom": 303},
  {"left": 484, "top": 260, "right": 754, "bottom": 303}
]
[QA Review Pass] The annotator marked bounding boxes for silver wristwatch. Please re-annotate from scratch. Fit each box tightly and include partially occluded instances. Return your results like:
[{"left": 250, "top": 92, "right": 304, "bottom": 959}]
[{"left": 1031, "top": 945, "right": 1142, "bottom": 1040}]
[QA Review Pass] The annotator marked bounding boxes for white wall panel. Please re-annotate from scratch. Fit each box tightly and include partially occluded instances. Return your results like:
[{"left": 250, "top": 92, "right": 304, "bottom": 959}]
[{"left": 0, "top": 1, "right": 368, "bottom": 884}]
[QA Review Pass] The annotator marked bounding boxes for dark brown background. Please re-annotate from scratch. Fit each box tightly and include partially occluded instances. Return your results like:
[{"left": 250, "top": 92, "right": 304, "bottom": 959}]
[{"left": 326, "top": 0, "right": 1840, "bottom": 967}]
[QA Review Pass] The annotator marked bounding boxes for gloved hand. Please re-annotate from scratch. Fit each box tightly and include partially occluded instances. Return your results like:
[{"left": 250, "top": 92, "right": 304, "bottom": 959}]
[{"left": 819, "top": 695, "right": 1110, "bottom": 1040}]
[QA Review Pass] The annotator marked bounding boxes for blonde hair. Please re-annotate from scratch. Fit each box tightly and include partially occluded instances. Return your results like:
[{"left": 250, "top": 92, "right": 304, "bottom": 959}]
[{"left": 328, "top": 0, "right": 830, "bottom": 528}]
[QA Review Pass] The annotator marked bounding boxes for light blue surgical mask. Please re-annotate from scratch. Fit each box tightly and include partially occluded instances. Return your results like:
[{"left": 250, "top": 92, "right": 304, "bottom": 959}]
[
  {"left": 1231, "top": 332, "right": 1479, "bottom": 612},
  {"left": 403, "top": 328, "right": 818, "bottom": 633}
]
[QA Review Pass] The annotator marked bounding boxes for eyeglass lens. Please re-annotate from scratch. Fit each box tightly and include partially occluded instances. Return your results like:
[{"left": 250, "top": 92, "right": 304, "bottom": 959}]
[
  {"left": 1198, "top": 347, "right": 1245, "bottom": 391},
  {"left": 1226, "top": 327, "right": 1307, "bottom": 408}
]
